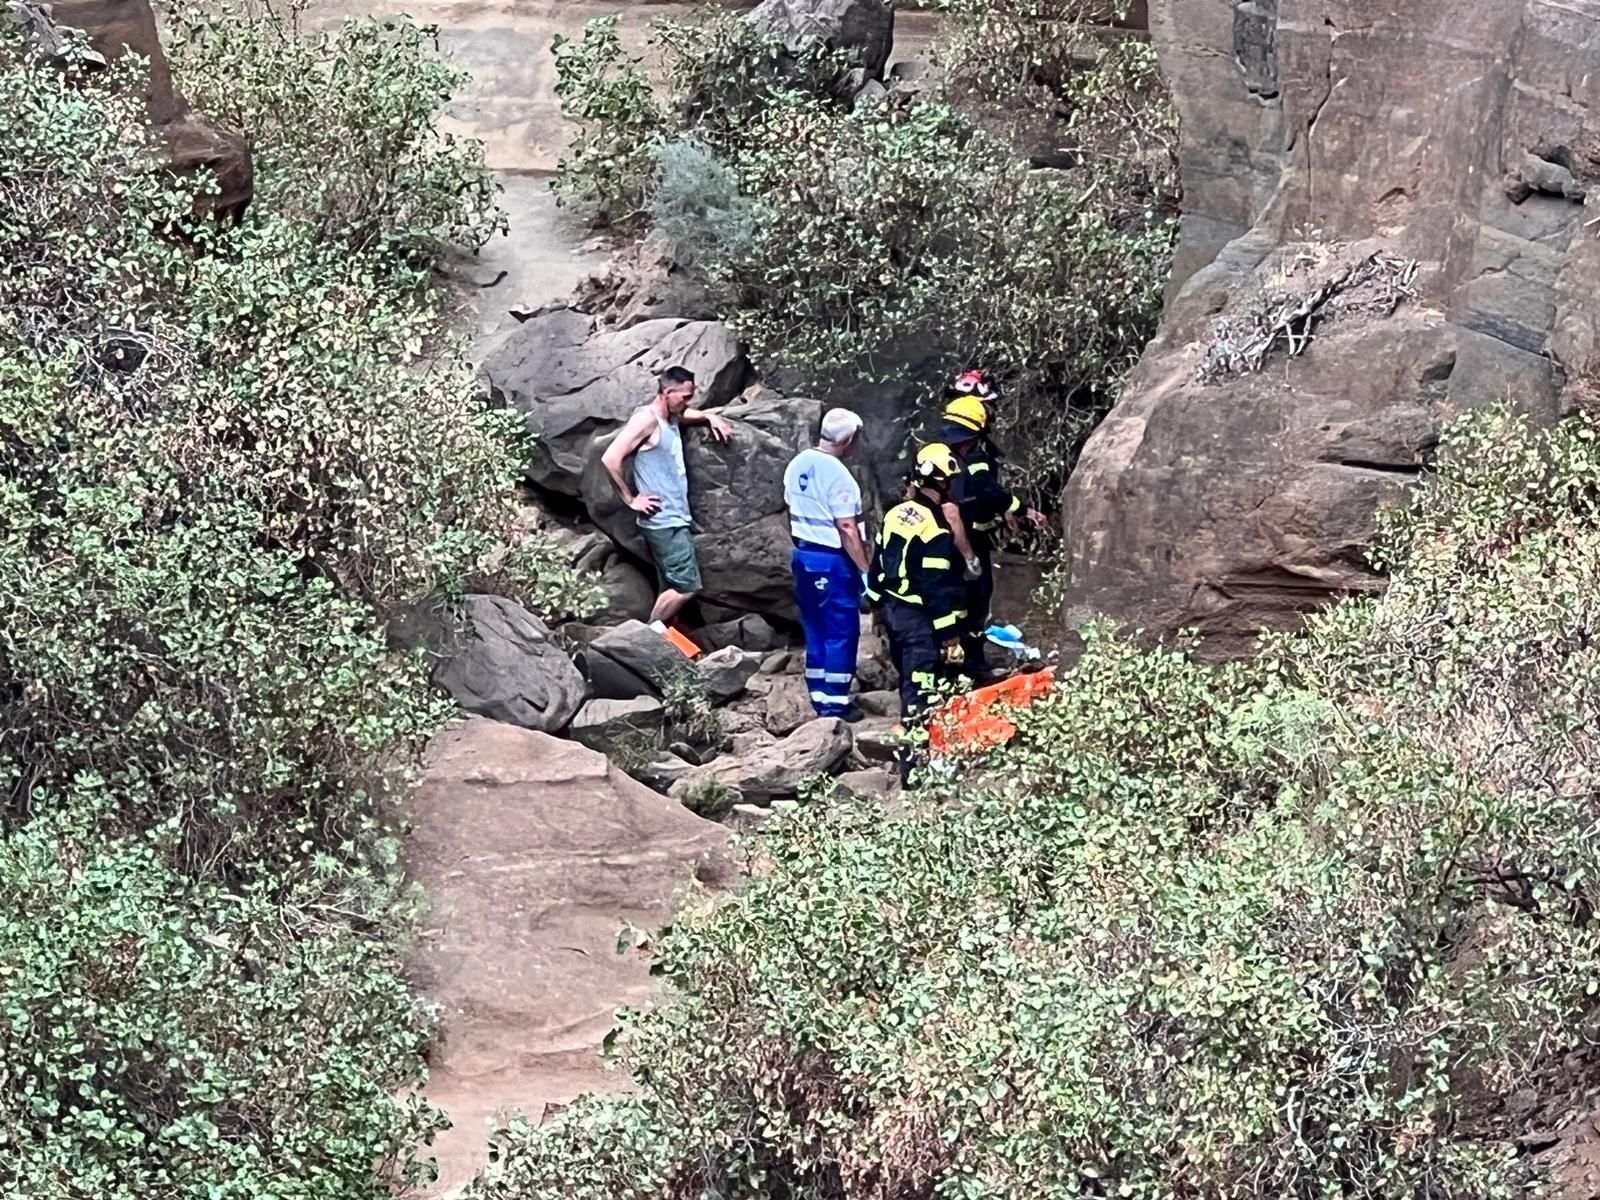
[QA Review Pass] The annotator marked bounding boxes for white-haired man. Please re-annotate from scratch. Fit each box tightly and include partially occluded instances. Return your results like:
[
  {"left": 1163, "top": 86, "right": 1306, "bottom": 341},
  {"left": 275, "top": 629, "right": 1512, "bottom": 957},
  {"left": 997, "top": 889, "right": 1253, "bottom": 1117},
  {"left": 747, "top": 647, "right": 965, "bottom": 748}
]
[{"left": 782, "top": 408, "right": 870, "bottom": 721}]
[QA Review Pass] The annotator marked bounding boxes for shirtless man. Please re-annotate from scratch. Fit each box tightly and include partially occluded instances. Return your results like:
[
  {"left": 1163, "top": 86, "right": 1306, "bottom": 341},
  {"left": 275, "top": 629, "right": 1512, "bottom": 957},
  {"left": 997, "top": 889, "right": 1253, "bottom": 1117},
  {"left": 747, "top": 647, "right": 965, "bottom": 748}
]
[{"left": 601, "top": 366, "right": 732, "bottom": 627}]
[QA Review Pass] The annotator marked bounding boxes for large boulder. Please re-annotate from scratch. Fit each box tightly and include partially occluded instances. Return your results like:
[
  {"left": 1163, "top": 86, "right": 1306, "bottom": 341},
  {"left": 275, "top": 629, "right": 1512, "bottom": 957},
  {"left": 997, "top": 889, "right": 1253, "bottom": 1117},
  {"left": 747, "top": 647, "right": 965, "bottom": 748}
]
[
  {"left": 590, "top": 620, "right": 693, "bottom": 695},
  {"left": 673, "top": 716, "right": 852, "bottom": 804},
  {"left": 17, "top": 0, "right": 252, "bottom": 217},
  {"left": 582, "top": 391, "right": 827, "bottom": 616},
  {"left": 567, "top": 696, "right": 666, "bottom": 756},
  {"left": 748, "top": 0, "right": 894, "bottom": 81},
  {"left": 409, "top": 719, "right": 730, "bottom": 1194},
  {"left": 1062, "top": 0, "right": 1600, "bottom": 659},
  {"left": 481, "top": 309, "right": 748, "bottom": 496},
  {"left": 569, "top": 229, "right": 717, "bottom": 330},
  {"left": 392, "top": 594, "right": 586, "bottom": 733}
]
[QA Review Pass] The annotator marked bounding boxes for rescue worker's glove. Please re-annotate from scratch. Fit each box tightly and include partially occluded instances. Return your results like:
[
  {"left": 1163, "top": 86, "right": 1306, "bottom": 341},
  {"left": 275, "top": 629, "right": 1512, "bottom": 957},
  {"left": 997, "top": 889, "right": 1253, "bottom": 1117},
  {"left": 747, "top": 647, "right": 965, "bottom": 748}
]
[
  {"left": 940, "top": 639, "right": 965, "bottom": 666},
  {"left": 964, "top": 556, "right": 982, "bottom": 580}
]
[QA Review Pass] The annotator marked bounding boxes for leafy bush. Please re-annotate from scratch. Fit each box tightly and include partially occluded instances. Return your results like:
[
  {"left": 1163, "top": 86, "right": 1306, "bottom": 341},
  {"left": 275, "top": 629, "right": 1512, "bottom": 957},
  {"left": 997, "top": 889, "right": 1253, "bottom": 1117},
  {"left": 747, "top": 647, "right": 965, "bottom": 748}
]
[
  {"left": 166, "top": 0, "right": 504, "bottom": 267},
  {"left": 0, "top": 13, "right": 567, "bottom": 1195},
  {"left": 468, "top": 405, "right": 1600, "bottom": 1198},
  {"left": 552, "top": 6, "right": 1178, "bottom": 517},
  {"left": 549, "top": 14, "right": 665, "bottom": 223}
]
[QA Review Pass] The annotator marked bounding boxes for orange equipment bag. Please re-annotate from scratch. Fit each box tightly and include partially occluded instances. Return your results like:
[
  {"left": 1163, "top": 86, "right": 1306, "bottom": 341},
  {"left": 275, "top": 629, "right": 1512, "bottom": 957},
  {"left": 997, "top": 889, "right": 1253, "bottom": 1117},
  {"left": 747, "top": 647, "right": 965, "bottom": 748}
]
[
  {"left": 927, "top": 667, "right": 1055, "bottom": 754},
  {"left": 662, "top": 625, "right": 704, "bottom": 661}
]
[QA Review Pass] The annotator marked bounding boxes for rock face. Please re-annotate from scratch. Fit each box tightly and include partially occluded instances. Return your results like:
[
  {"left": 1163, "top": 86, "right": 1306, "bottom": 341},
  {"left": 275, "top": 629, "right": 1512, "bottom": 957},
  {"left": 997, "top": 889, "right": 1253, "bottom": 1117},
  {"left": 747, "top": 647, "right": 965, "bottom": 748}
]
[
  {"left": 749, "top": 0, "right": 894, "bottom": 80},
  {"left": 409, "top": 719, "right": 730, "bottom": 1194},
  {"left": 568, "top": 696, "right": 666, "bottom": 755},
  {"left": 583, "top": 391, "right": 826, "bottom": 616},
  {"left": 675, "top": 716, "right": 852, "bottom": 803},
  {"left": 393, "top": 594, "right": 586, "bottom": 732},
  {"left": 482, "top": 309, "right": 748, "bottom": 496},
  {"left": 22, "top": 0, "right": 253, "bottom": 217},
  {"left": 1062, "top": 0, "right": 1600, "bottom": 658}
]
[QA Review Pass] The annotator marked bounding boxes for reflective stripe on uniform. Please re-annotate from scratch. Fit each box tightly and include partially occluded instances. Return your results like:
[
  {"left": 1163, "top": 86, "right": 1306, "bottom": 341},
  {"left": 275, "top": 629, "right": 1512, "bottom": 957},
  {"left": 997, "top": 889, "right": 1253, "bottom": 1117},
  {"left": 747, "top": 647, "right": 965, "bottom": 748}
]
[
  {"left": 809, "top": 690, "right": 851, "bottom": 706},
  {"left": 805, "top": 668, "right": 826, "bottom": 680},
  {"left": 922, "top": 557, "right": 952, "bottom": 570},
  {"left": 932, "top": 612, "right": 961, "bottom": 630},
  {"left": 966, "top": 461, "right": 991, "bottom": 474},
  {"left": 823, "top": 672, "right": 853, "bottom": 684}
]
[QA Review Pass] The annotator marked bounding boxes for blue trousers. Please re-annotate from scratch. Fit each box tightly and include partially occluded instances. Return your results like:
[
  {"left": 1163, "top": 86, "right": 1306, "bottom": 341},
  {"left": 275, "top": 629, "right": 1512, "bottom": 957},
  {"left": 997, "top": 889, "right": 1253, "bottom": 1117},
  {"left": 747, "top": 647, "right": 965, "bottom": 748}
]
[{"left": 792, "top": 543, "right": 861, "bottom": 717}]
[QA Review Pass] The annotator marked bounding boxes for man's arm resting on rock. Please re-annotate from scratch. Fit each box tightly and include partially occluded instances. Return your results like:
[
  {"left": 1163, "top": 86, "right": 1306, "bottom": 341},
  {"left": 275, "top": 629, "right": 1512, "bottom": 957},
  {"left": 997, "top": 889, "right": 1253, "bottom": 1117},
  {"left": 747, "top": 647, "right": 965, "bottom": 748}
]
[
  {"left": 834, "top": 515, "right": 870, "bottom": 574},
  {"left": 601, "top": 411, "right": 653, "bottom": 506}
]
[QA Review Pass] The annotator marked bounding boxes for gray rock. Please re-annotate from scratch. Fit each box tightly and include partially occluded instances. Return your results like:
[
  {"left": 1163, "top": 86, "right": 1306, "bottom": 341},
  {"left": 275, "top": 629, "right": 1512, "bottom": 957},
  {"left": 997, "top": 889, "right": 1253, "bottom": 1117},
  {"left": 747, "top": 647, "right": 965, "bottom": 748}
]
[
  {"left": 748, "top": 0, "right": 894, "bottom": 80},
  {"left": 835, "top": 767, "right": 895, "bottom": 802},
  {"left": 764, "top": 674, "right": 815, "bottom": 736},
  {"left": 481, "top": 309, "right": 748, "bottom": 496},
  {"left": 856, "top": 689, "right": 900, "bottom": 717},
  {"left": 697, "top": 645, "right": 761, "bottom": 702},
  {"left": 591, "top": 619, "right": 695, "bottom": 695},
  {"left": 759, "top": 649, "right": 790, "bottom": 674},
  {"left": 392, "top": 594, "right": 586, "bottom": 733},
  {"left": 731, "top": 729, "right": 778, "bottom": 757},
  {"left": 568, "top": 697, "right": 665, "bottom": 755},
  {"left": 596, "top": 554, "right": 656, "bottom": 624},
  {"left": 571, "top": 643, "right": 655, "bottom": 702},
  {"left": 702, "top": 613, "right": 783, "bottom": 653},
  {"left": 678, "top": 717, "right": 853, "bottom": 803},
  {"left": 851, "top": 717, "right": 903, "bottom": 764},
  {"left": 582, "top": 392, "right": 827, "bottom": 616},
  {"left": 635, "top": 752, "right": 697, "bottom": 792}
]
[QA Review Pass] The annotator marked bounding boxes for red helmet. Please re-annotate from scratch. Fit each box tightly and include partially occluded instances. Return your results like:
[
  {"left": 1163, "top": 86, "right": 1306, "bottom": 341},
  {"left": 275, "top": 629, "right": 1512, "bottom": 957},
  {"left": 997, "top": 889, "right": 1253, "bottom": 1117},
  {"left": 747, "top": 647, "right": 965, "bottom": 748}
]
[{"left": 951, "top": 369, "right": 1000, "bottom": 402}]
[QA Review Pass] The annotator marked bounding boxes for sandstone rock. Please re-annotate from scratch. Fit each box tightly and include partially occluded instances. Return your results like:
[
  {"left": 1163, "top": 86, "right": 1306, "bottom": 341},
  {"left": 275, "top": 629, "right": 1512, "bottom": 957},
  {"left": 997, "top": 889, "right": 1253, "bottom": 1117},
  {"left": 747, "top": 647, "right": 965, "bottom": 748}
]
[
  {"left": 392, "top": 594, "right": 585, "bottom": 733},
  {"left": 635, "top": 752, "right": 697, "bottom": 792},
  {"left": 697, "top": 645, "right": 761, "bottom": 702},
  {"left": 481, "top": 309, "right": 748, "bottom": 496},
  {"left": 702, "top": 613, "right": 783, "bottom": 653},
  {"left": 567, "top": 696, "right": 665, "bottom": 756},
  {"left": 409, "top": 720, "right": 730, "bottom": 1196},
  {"left": 759, "top": 649, "right": 791, "bottom": 674},
  {"left": 682, "top": 716, "right": 852, "bottom": 803},
  {"left": 731, "top": 728, "right": 778, "bottom": 757},
  {"left": 856, "top": 689, "right": 900, "bottom": 717},
  {"left": 26, "top": 0, "right": 252, "bottom": 217},
  {"left": 764, "top": 673, "right": 816, "bottom": 736},
  {"left": 1063, "top": 0, "right": 1599, "bottom": 658},
  {"left": 582, "top": 392, "right": 826, "bottom": 616},
  {"left": 591, "top": 619, "right": 694, "bottom": 695},
  {"left": 570, "top": 229, "right": 716, "bottom": 330},
  {"left": 748, "top": 0, "right": 894, "bottom": 81}
]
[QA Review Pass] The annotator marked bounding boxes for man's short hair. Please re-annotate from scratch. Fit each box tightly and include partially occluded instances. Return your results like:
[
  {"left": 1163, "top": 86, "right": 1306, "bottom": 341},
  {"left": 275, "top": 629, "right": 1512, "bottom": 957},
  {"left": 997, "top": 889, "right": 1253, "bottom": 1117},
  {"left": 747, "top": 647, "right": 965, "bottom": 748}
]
[
  {"left": 819, "top": 407, "right": 863, "bottom": 446},
  {"left": 657, "top": 366, "right": 696, "bottom": 391}
]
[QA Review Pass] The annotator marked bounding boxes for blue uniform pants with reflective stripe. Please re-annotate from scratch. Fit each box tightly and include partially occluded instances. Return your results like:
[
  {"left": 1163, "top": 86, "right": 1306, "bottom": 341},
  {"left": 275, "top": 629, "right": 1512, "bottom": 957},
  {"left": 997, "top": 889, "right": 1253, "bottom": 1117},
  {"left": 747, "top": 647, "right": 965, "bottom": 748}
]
[{"left": 792, "top": 543, "right": 860, "bottom": 717}]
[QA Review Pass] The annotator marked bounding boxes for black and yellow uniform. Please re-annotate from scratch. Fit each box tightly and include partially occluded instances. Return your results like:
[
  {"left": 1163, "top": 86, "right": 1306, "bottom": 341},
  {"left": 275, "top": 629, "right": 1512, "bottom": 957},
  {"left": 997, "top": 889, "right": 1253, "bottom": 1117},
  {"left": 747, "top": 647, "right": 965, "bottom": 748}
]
[
  {"left": 866, "top": 490, "right": 967, "bottom": 726},
  {"left": 947, "top": 435, "right": 1023, "bottom": 675}
]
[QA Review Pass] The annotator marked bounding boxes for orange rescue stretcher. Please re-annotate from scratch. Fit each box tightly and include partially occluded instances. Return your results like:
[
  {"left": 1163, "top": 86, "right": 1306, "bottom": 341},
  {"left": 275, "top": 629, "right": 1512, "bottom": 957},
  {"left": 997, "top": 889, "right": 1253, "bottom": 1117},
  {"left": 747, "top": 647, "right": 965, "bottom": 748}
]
[{"left": 927, "top": 666, "right": 1056, "bottom": 754}]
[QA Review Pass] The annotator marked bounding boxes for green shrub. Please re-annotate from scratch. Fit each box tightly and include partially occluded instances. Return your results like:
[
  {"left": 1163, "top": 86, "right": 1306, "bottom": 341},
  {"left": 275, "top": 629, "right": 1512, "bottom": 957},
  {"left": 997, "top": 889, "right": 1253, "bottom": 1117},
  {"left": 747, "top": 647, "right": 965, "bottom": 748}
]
[
  {"left": 166, "top": 0, "right": 504, "bottom": 267},
  {"left": 0, "top": 13, "right": 566, "bottom": 1195},
  {"left": 468, "top": 406, "right": 1600, "bottom": 1198},
  {"left": 552, "top": 7, "right": 1178, "bottom": 519}
]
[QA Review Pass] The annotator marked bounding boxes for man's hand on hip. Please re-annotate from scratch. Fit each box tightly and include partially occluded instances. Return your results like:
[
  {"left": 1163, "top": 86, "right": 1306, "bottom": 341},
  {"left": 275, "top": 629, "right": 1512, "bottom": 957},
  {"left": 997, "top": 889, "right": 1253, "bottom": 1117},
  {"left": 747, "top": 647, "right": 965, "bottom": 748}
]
[{"left": 630, "top": 493, "right": 663, "bottom": 516}]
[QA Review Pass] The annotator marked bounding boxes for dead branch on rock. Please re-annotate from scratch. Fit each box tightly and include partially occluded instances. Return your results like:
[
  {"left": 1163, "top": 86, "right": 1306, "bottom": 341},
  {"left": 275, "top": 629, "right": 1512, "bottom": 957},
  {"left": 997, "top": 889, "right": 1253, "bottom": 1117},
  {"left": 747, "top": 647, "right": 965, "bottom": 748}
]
[{"left": 1197, "top": 249, "right": 1419, "bottom": 384}]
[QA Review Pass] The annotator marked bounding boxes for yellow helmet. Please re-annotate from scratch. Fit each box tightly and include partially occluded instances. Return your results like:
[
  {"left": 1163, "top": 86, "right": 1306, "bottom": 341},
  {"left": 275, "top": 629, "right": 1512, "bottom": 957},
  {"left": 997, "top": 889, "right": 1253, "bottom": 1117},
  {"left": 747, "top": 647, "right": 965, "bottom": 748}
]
[
  {"left": 914, "top": 442, "right": 961, "bottom": 483},
  {"left": 942, "top": 393, "right": 989, "bottom": 433}
]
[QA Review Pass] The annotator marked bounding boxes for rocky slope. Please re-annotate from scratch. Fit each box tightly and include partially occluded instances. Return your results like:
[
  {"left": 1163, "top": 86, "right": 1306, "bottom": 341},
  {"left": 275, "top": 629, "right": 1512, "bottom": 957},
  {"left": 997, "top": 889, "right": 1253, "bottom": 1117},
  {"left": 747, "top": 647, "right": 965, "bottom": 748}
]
[{"left": 1064, "top": 0, "right": 1600, "bottom": 657}]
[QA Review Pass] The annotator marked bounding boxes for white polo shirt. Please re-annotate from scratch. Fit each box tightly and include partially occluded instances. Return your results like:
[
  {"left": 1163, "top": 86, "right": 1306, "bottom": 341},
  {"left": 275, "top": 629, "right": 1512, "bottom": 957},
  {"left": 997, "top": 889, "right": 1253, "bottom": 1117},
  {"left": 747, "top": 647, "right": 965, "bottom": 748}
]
[{"left": 783, "top": 448, "right": 861, "bottom": 549}]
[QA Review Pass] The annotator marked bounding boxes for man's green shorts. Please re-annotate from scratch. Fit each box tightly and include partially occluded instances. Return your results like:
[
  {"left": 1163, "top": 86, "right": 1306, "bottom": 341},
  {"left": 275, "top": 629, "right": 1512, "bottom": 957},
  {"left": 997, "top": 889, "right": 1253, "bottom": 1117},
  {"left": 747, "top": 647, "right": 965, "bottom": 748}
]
[{"left": 641, "top": 524, "right": 702, "bottom": 593}]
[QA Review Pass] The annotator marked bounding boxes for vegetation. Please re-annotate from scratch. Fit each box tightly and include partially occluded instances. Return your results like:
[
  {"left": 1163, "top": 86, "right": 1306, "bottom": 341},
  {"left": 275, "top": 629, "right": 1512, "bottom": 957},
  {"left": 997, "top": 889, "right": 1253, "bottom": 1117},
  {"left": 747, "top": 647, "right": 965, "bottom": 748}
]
[
  {"left": 0, "top": 9, "right": 579, "bottom": 1194},
  {"left": 551, "top": 3, "right": 1179, "bottom": 510},
  {"left": 469, "top": 403, "right": 1600, "bottom": 1198}
]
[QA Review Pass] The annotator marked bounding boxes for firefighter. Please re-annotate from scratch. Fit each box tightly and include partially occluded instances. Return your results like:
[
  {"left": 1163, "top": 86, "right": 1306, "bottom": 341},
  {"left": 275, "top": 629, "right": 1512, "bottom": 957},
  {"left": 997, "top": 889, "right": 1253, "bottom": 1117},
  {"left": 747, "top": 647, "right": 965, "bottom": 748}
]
[
  {"left": 866, "top": 443, "right": 969, "bottom": 782},
  {"left": 940, "top": 370, "right": 1047, "bottom": 682}
]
